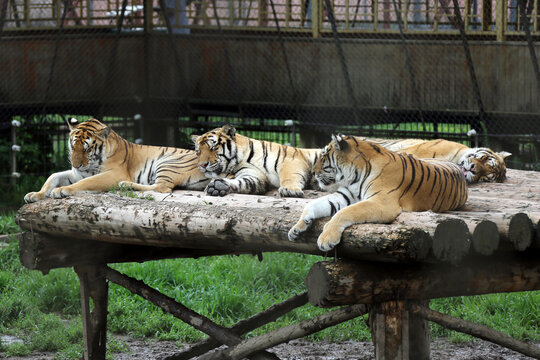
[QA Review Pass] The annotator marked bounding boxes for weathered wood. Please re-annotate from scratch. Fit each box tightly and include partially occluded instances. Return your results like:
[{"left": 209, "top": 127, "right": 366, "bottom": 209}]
[
  {"left": 369, "top": 300, "right": 430, "bottom": 360},
  {"left": 100, "top": 266, "right": 278, "bottom": 360},
  {"left": 76, "top": 266, "right": 108, "bottom": 360},
  {"left": 198, "top": 304, "right": 368, "bottom": 360},
  {"left": 16, "top": 193, "right": 435, "bottom": 263},
  {"left": 432, "top": 218, "right": 471, "bottom": 263},
  {"left": 304, "top": 258, "right": 540, "bottom": 307},
  {"left": 508, "top": 213, "right": 535, "bottom": 251},
  {"left": 471, "top": 220, "right": 500, "bottom": 256},
  {"left": 167, "top": 293, "right": 308, "bottom": 360},
  {"left": 409, "top": 304, "right": 540, "bottom": 359},
  {"left": 19, "top": 232, "right": 240, "bottom": 273}
]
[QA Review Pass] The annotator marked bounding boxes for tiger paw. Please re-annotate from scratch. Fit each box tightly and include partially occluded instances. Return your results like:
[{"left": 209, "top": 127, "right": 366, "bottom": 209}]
[
  {"left": 278, "top": 186, "right": 304, "bottom": 198},
  {"left": 205, "top": 179, "right": 234, "bottom": 197},
  {"left": 50, "top": 187, "right": 72, "bottom": 199},
  {"left": 24, "top": 191, "right": 45, "bottom": 203},
  {"left": 317, "top": 228, "right": 342, "bottom": 252},
  {"left": 288, "top": 219, "right": 312, "bottom": 242}
]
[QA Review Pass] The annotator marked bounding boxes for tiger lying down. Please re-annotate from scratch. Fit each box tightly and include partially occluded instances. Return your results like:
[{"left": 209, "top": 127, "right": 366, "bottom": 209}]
[
  {"left": 355, "top": 137, "right": 511, "bottom": 183},
  {"left": 24, "top": 118, "right": 209, "bottom": 203},
  {"left": 288, "top": 134, "right": 468, "bottom": 251},
  {"left": 191, "top": 125, "right": 320, "bottom": 197}
]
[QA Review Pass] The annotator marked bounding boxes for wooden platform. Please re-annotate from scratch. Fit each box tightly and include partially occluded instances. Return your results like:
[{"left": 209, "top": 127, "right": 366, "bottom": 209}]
[{"left": 15, "top": 168, "right": 540, "bottom": 360}]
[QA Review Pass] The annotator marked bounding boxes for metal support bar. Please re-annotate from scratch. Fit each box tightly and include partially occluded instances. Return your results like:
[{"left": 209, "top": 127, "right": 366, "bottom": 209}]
[
  {"left": 451, "top": 0, "right": 485, "bottom": 134},
  {"left": 516, "top": 0, "right": 540, "bottom": 90},
  {"left": 323, "top": 0, "right": 361, "bottom": 125}
]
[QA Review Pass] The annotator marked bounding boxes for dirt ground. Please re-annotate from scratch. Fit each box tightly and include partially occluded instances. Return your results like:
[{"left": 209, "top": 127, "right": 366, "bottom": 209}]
[{"left": 2, "top": 337, "right": 538, "bottom": 360}]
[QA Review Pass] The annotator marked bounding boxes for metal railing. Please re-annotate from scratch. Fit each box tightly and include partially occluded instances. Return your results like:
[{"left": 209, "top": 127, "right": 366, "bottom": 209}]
[{"left": 2, "top": 0, "right": 539, "bottom": 39}]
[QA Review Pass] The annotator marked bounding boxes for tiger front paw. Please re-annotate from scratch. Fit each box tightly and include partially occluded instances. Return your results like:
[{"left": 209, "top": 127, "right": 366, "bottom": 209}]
[
  {"left": 288, "top": 218, "right": 312, "bottom": 242},
  {"left": 24, "top": 191, "right": 45, "bottom": 203},
  {"left": 278, "top": 186, "right": 304, "bottom": 198},
  {"left": 50, "top": 186, "right": 73, "bottom": 199},
  {"left": 205, "top": 179, "right": 235, "bottom": 197},
  {"left": 317, "top": 226, "right": 343, "bottom": 252}
]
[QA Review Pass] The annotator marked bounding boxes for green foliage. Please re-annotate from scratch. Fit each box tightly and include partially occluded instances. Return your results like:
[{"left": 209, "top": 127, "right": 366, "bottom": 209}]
[
  {"left": 0, "top": 212, "right": 20, "bottom": 235},
  {"left": 109, "top": 184, "right": 155, "bottom": 200}
]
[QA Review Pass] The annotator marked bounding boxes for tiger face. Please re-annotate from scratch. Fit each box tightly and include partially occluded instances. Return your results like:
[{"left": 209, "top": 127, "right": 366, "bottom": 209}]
[
  {"left": 68, "top": 118, "right": 110, "bottom": 175},
  {"left": 313, "top": 134, "right": 360, "bottom": 191},
  {"left": 191, "top": 125, "right": 238, "bottom": 179},
  {"left": 459, "top": 148, "right": 511, "bottom": 183}
]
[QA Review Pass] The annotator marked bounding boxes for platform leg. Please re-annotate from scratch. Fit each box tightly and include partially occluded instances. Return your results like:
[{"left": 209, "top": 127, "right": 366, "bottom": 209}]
[
  {"left": 369, "top": 300, "right": 430, "bottom": 360},
  {"left": 76, "top": 266, "right": 108, "bottom": 360}
]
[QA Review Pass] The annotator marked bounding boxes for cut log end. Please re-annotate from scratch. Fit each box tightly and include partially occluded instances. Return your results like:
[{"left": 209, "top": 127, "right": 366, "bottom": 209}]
[
  {"left": 433, "top": 219, "right": 471, "bottom": 263},
  {"left": 472, "top": 220, "right": 500, "bottom": 256},
  {"left": 508, "top": 213, "right": 533, "bottom": 251}
]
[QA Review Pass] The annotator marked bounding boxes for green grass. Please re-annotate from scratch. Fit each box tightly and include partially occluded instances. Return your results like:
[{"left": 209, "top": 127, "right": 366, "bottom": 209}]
[{"left": 0, "top": 218, "right": 539, "bottom": 360}]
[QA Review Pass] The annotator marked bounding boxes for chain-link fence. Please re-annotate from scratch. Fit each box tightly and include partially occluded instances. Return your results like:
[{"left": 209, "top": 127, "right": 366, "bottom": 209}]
[{"left": 1, "top": 0, "right": 539, "bottom": 203}]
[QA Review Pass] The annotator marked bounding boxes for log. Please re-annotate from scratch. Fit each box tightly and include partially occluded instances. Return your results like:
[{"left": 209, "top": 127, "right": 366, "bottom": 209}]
[
  {"left": 304, "top": 258, "right": 540, "bottom": 307},
  {"left": 409, "top": 304, "right": 540, "bottom": 359},
  {"left": 16, "top": 193, "right": 435, "bottom": 263},
  {"left": 432, "top": 218, "right": 471, "bottom": 263},
  {"left": 369, "top": 300, "right": 430, "bottom": 360},
  {"left": 167, "top": 293, "right": 308, "bottom": 360},
  {"left": 508, "top": 213, "right": 535, "bottom": 251},
  {"left": 101, "top": 266, "right": 278, "bottom": 360},
  {"left": 19, "top": 232, "right": 240, "bottom": 273},
  {"left": 198, "top": 304, "right": 368, "bottom": 360}
]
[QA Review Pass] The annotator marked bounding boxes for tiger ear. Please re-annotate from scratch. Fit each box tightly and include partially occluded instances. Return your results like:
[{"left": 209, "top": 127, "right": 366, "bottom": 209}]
[
  {"left": 331, "top": 133, "right": 349, "bottom": 152},
  {"left": 498, "top": 151, "right": 512, "bottom": 159},
  {"left": 67, "top": 117, "right": 79, "bottom": 131},
  {"left": 99, "top": 126, "right": 111, "bottom": 139},
  {"left": 222, "top": 124, "right": 236, "bottom": 139},
  {"left": 191, "top": 134, "right": 200, "bottom": 144}
]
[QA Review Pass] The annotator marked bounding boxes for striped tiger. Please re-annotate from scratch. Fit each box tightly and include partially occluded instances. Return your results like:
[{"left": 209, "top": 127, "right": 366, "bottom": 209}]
[
  {"left": 288, "top": 134, "right": 468, "bottom": 251},
  {"left": 355, "top": 137, "right": 511, "bottom": 183},
  {"left": 24, "top": 118, "right": 209, "bottom": 203},
  {"left": 191, "top": 124, "right": 320, "bottom": 197}
]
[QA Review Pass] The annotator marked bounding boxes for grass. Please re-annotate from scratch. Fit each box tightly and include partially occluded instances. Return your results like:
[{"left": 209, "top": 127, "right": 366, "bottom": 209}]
[
  {"left": 0, "top": 210, "right": 539, "bottom": 360},
  {"left": 108, "top": 184, "right": 155, "bottom": 201}
]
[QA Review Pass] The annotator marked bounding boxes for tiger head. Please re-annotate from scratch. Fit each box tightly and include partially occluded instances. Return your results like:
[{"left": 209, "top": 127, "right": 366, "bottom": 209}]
[
  {"left": 458, "top": 148, "right": 511, "bottom": 183},
  {"left": 191, "top": 125, "right": 238, "bottom": 178},
  {"left": 67, "top": 118, "right": 111, "bottom": 174},
  {"left": 313, "top": 134, "right": 360, "bottom": 191}
]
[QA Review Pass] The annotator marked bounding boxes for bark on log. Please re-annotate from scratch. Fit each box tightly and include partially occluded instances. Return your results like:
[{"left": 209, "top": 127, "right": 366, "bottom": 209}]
[
  {"left": 16, "top": 193, "right": 435, "bottom": 263},
  {"left": 167, "top": 293, "right": 308, "bottom": 360},
  {"left": 305, "top": 258, "right": 540, "bottom": 307},
  {"left": 409, "top": 304, "right": 540, "bottom": 359},
  {"left": 198, "top": 304, "right": 368, "bottom": 360}
]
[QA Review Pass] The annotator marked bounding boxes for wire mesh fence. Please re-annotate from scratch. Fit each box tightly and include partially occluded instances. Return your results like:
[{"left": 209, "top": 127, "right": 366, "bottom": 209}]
[{"left": 1, "top": 0, "right": 539, "bottom": 201}]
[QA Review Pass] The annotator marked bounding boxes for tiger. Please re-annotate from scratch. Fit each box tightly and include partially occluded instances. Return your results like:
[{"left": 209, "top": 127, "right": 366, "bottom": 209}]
[
  {"left": 24, "top": 118, "right": 209, "bottom": 203},
  {"left": 288, "top": 134, "right": 468, "bottom": 251},
  {"left": 354, "top": 137, "right": 511, "bottom": 183},
  {"left": 191, "top": 124, "right": 320, "bottom": 197}
]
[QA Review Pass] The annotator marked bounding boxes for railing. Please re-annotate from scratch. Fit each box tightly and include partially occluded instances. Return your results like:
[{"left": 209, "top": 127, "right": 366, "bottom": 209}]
[{"left": 1, "top": 0, "right": 539, "bottom": 39}]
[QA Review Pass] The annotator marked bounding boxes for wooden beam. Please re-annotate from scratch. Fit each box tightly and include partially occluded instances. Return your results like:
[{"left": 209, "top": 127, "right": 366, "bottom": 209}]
[
  {"left": 305, "top": 257, "right": 540, "bottom": 307},
  {"left": 100, "top": 266, "right": 278, "bottom": 360},
  {"left": 369, "top": 300, "right": 430, "bottom": 360},
  {"left": 409, "top": 304, "right": 540, "bottom": 359},
  {"left": 198, "top": 304, "right": 368, "bottom": 360},
  {"left": 76, "top": 266, "right": 108, "bottom": 360},
  {"left": 19, "top": 232, "right": 238, "bottom": 273},
  {"left": 167, "top": 293, "right": 308, "bottom": 360}
]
